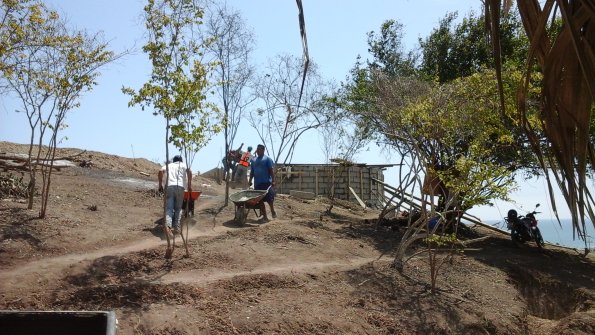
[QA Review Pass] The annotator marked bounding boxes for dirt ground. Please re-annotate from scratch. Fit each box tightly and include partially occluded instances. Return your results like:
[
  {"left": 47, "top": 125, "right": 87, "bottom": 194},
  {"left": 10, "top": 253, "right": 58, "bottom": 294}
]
[{"left": 1, "top": 141, "right": 594, "bottom": 335}]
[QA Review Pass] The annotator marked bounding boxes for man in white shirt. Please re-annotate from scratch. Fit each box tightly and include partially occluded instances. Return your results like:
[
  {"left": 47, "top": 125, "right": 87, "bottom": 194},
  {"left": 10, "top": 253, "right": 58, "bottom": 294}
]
[{"left": 158, "top": 155, "right": 192, "bottom": 237}]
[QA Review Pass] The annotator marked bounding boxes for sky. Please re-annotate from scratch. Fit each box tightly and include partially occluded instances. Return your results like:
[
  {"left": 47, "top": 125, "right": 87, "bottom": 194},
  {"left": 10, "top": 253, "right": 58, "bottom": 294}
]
[
  {"left": 1, "top": 0, "right": 592, "bottom": 242},
  {"left": 2, "top": 0, "right": 485, "bottom": 166}
]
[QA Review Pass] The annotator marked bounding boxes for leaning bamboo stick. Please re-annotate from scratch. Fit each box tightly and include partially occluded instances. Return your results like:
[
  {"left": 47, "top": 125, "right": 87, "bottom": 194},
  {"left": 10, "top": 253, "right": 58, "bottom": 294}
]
[{"left": 372, "top": 177, "right": 509, "bottom": 235}]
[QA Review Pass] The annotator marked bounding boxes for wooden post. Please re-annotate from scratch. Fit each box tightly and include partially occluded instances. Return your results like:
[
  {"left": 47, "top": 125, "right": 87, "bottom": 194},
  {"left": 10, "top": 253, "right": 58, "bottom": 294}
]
[
  {"left": 347, "top": 168, "right": 351, "bottom": 201},
  {"left": 315, "top": 168, "right": 319, "bottom": 196},
  {"left": 332, "top": 167, "right": 335, "bottom": 198},
  {"left": 368, "top": 168, "right": 373, "bottom": 205},
  {"left": 359, "top": 167, "right": 364, "bottom": 202},
  {"left": 349, "top": 186, "right": 367, "bottom": 209}
]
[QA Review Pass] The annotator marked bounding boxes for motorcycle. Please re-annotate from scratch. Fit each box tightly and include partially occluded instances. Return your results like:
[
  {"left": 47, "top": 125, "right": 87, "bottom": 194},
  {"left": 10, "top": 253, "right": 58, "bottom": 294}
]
[{"left": 505, "top": 204, "right": 545, "bottom": 249}]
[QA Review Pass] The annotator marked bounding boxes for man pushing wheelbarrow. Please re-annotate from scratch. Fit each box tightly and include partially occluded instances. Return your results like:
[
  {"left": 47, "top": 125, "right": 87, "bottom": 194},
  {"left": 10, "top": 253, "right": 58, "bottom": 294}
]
[
  {"left": 158, "top": 155, "right": 199, "bottom": 259},
  {"left": 158, "top": 155, "right": 192, "bottom": 238},
  {"left": 247, "top": 144, "right": 276, "bottom": 223},
  {"left": 229, "top": 186, "right": 271, "bottom": 225}
]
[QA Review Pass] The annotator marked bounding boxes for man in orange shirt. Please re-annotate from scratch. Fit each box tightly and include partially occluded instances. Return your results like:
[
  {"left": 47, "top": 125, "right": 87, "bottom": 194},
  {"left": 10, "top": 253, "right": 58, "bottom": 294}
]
[{"left": 234, "top": 146, "right": 252, "bottom": 189}]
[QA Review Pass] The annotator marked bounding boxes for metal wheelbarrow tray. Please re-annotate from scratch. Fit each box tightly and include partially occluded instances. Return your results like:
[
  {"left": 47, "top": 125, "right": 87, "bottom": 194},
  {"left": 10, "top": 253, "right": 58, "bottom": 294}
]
[
  {"left": 183, "top": 190, "right": 201, "bottom": 201},
  {"left": 182, "top": 190, "right": 201, "bottom": 217}
]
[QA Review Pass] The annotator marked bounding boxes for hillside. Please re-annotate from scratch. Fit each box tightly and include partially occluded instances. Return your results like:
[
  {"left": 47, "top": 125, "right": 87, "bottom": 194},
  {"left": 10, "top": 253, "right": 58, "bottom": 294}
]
[{"left": 0, "top": 141, "right": 593, "bottom": 335}]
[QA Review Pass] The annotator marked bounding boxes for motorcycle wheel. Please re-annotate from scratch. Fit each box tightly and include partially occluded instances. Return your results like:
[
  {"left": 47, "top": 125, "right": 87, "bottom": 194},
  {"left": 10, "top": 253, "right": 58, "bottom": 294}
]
[
  {"left": 533, "top": 228, "right": 545, "bottom": 249},
  {"left": 511, "top": 229, "right": 524, "bottom": 245}
]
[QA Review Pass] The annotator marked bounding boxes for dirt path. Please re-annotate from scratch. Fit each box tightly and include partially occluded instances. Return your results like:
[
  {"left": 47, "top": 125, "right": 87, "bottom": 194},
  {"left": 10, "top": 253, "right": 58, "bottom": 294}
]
[
  {"left": 160, "top": 256, "right": 388, "bottom": 285},
  {"left": 0, "top": 194, "right": 229, "bottom": 287},
  {"left": 0, "top": 221, "right": 384, "bottom": 291}
]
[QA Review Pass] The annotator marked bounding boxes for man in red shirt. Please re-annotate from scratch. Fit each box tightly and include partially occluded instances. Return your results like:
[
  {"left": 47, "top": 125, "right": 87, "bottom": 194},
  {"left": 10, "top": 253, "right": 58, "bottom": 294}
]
[{"left": 234, "top": 146, "right": 252, "bottom": 189}]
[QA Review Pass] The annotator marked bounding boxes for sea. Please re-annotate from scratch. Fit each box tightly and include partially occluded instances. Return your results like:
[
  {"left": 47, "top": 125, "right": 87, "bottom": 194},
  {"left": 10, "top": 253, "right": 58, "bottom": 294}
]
[{"left": 481, "top": 218, "right": 595, "bottom": 250}]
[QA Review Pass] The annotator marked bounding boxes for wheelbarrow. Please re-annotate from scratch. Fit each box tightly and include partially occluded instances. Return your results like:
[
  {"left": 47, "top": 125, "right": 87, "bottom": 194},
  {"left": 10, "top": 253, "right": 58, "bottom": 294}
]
[
  {"left": 229, "top": 187, "right": 270, "bottom": 225},
  {"left": 182, "top": 190, "right": 201, "bottom": 218}
]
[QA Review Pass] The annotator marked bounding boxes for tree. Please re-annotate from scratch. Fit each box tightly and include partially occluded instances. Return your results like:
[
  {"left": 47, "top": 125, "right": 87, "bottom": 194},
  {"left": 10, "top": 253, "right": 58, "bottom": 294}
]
[
  {"left": 382, "top": 69, "right": 525, "bottom": 212},
  {"left": 366, "top": 19, "right": 417, "bottom": 78},
  {"left": 202, "top": 1, "right": 255, "bottom": 203},
  {"left": 1, "top": 0, "right": 116, "bottom": 218},
  {"left": 318, "top": 110, "right": 367, "bottom": 165},
  {"left": 316, "top": 90, "right": 370, "bottom": 215},
  {"left": 0, "top": 0, "right": 40, "bottom": 93},
  {"left": 419, "top": 10, "right": 526, "bottom": 83},
  {"left": 122, "top": 0, "right": 221, "bottom": 257},
  {"left": 417, "top": 9, "right": 568, "bottom": 186},
  {"left": 249, "top": 54, "right": 332, "bottom": 165},
  {"left": 337, "top": 20, "right": 420, "bottom": 148},
  {"left": 376, "top": 69, "right": 529, "bottom": 269},
  {"left": 342, "top": 12, "right": 541, "bottom": 194}
]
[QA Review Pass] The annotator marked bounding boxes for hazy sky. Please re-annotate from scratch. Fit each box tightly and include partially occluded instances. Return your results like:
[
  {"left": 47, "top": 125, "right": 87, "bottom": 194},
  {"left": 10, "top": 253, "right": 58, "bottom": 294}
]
[{"left": 2, "top": 0, "right": 592, "bottom": 238}]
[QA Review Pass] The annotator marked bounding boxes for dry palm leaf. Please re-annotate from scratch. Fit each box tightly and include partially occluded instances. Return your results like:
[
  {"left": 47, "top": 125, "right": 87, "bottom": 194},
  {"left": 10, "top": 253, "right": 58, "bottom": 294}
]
[
  {"left": 295, "top": 0, "right": 310, "bottom": 109},
  {"left": 487, "top": 0, "right": 595, "bottom": 243}
]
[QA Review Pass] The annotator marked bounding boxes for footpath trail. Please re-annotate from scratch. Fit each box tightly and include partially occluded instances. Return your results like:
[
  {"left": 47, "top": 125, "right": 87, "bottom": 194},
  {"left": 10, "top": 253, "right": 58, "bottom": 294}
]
[
  {"left": 2, "top": 188, "right": 370, "bottom": 295},
  {"left": 160, "top": 256, "right": 389, "bottom": 286},
  {"left": 0, "top": 195, "right": 229, "bottom": 289}
]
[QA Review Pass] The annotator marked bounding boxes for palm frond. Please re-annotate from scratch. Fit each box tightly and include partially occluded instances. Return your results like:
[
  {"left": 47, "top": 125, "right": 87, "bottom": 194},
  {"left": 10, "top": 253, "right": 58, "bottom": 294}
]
[{"left": 490, "top": 0, "right": 595, "bottom": 240}]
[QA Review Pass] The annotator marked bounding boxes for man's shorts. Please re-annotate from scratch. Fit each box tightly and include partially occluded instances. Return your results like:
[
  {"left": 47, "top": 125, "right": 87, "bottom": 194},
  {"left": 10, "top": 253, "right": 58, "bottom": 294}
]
[{"left": 255, "top": 182, "right": 275, "bottom": 202}]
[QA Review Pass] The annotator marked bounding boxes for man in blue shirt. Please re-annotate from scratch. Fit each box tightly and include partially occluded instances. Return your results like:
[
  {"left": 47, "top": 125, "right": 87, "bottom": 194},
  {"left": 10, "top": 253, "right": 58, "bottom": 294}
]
[{"left": 248, "top": 144, "right": 276, "bottom": 222}]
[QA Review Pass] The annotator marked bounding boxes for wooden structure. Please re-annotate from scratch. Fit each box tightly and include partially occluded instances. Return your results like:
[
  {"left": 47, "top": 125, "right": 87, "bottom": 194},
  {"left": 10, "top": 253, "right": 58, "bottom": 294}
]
[{"left": 275, "top": 163, "right": 394, "bottom": 208}]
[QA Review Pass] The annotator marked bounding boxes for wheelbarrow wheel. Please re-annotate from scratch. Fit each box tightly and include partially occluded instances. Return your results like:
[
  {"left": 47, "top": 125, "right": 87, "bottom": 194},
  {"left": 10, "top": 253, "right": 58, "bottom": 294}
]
[
  {"left": 235, "top": 205, "right": 247, "bottom": 225},
  {"left": 241, "top": 208, "right": 248, "bottom": 224}
]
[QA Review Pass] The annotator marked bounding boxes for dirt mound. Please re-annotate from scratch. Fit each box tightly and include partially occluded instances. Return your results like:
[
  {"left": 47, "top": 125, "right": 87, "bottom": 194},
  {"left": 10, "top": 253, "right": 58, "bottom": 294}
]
[
  {"left": 0, "top": 141, "right": 160, "bottom": 174},
  {"left": 0, "top": 141, "right": 593, "bottom": 335}
]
